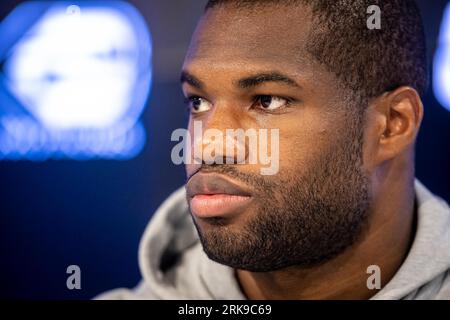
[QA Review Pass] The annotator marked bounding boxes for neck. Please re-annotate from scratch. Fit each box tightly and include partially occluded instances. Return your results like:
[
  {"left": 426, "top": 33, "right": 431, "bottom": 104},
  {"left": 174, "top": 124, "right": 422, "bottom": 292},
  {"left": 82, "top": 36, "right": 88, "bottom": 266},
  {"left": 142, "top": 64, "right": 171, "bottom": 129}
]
[{"left": 236, "top": 164, "right": 416, "bottom": 300}]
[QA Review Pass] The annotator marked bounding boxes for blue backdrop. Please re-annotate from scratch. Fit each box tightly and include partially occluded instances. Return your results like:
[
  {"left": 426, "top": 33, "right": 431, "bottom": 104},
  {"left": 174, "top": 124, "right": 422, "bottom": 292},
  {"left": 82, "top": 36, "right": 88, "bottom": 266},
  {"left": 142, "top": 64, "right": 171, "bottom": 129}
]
[{"left": 0, "top": 0, "right": 449, "bottom": 299}]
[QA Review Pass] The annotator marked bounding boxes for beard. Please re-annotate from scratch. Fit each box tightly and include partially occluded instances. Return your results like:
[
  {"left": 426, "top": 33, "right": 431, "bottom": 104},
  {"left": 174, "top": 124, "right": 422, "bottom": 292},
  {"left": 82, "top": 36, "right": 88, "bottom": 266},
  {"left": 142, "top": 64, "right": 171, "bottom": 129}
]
[{"left": 187, "top": 118, "right": 370, "bottom": 272}]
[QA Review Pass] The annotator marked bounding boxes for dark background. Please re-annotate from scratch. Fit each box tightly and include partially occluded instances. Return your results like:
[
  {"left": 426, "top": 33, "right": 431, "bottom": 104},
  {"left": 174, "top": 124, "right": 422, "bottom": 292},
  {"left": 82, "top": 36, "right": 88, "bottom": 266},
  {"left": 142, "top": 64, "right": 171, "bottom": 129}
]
[{"left": 0, "top": 0, "right": 449, "bottom": 299}]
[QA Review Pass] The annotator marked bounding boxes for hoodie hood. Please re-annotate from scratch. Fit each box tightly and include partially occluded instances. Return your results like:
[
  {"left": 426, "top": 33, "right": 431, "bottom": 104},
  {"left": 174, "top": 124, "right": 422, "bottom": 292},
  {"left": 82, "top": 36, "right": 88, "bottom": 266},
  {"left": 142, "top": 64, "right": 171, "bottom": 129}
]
[
  {"left": 372, "top": 181, "right": 450, "bottom": 299},
  {"left": 97, "top": 180, "right": 450, "bottom": 300}
]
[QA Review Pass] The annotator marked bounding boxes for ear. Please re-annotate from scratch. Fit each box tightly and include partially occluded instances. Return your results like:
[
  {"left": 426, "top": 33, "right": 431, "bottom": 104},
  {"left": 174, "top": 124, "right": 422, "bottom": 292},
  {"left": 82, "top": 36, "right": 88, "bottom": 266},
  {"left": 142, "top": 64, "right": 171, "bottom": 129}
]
[{"left": 367, "top": 86, "right": 423, "bottom": 167}]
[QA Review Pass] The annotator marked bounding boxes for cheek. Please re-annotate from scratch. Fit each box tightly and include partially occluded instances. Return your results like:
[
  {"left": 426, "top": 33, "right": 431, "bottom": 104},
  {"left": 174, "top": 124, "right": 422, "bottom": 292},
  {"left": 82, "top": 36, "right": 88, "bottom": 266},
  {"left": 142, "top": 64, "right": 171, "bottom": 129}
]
[
  {"left": 274, "top": 114, "right": 336, "bottom": 175},
  {"left": 361, "top": 110, "right": 383, "bottom": 171}
]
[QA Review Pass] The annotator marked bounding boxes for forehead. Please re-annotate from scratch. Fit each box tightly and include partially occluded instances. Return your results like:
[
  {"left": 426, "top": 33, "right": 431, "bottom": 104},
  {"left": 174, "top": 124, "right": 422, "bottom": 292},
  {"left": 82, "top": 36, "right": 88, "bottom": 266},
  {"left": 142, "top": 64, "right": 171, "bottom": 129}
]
[{"left": 184, "top": 5, "right": 314, "bottom": 71}]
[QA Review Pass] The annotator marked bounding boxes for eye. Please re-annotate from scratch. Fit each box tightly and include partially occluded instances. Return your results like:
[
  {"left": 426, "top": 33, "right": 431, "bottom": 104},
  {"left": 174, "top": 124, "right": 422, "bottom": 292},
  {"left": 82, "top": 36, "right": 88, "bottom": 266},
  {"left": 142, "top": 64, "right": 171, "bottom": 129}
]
[
  {"left": 256, "top": 95, "right": 289, "bottom": 111},
  {"left": 186, "top": 96, "right": 212, "bottom": 114}
]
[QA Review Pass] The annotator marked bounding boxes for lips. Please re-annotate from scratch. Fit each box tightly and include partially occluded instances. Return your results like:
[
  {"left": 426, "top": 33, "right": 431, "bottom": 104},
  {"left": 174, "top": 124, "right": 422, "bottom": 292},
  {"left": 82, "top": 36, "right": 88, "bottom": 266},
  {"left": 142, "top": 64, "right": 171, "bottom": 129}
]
[{"left": 186, "top": 172, "right": 252, "bottom": 220}]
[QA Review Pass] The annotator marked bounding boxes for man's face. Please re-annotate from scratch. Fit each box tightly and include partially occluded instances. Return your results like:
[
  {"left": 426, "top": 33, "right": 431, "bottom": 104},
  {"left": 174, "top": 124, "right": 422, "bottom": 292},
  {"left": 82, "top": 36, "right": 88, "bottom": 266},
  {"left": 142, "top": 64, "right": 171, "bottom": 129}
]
[{"left": 182, "top": 4, "right": 371, "bottom": 271}]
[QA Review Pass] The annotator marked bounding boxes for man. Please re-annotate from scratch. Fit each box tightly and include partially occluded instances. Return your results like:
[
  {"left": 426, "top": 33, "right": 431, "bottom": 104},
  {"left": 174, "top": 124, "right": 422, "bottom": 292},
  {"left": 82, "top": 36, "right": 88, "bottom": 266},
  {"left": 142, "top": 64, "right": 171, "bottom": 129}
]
[{"left": 98, "top": 0, "right": 450, "bottom": 299}]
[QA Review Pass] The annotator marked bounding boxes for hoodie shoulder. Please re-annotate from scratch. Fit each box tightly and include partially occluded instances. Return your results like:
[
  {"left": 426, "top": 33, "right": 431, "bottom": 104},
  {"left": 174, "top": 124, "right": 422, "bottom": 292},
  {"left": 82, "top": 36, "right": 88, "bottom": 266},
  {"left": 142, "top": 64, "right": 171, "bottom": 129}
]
[
  {"left": 94, "top": 281, "right": 158, "bottom": 300},
  {"left": 373, "top": 180, "right": 450, "bottom": 299}
]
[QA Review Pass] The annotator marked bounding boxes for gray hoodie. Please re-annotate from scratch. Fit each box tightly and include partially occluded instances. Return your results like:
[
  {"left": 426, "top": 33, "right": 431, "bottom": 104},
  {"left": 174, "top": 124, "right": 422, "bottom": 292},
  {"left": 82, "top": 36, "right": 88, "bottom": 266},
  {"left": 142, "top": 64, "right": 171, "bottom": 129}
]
[{"left": 97, "top": 180, "right": 450, "bottom": 300}]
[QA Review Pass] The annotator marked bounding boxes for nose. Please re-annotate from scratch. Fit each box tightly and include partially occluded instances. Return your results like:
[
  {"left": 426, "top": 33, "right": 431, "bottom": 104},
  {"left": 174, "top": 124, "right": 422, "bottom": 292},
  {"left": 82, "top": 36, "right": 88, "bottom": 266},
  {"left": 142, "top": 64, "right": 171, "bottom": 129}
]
[{"left": 190, "top": 102, "right": 250, "bottom": 167}]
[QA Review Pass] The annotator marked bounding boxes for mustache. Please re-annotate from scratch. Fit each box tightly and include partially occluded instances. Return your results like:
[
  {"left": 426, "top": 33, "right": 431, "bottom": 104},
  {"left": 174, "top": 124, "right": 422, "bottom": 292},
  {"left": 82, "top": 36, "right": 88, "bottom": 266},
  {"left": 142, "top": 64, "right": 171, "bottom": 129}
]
[{"left": 187, "top": 164, "right": 263, "bottom": 187}]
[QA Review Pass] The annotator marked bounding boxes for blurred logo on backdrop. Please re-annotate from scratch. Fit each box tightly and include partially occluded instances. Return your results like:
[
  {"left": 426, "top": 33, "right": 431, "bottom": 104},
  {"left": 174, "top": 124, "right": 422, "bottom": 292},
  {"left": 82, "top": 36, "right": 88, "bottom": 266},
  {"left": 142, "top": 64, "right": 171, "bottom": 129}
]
[
  {"left": 0, "top": 1, "right": 152, "bottom": 160},
  {"left": 434, "top": 2, "right": 450, "bottom": 113}
]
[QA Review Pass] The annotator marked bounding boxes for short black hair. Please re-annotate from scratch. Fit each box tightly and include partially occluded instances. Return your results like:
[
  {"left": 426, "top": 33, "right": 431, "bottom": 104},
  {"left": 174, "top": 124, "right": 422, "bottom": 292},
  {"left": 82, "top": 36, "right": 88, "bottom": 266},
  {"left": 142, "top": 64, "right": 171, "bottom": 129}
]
[{"left": 205, "top": 0, "right": 428, "bottom": 102}]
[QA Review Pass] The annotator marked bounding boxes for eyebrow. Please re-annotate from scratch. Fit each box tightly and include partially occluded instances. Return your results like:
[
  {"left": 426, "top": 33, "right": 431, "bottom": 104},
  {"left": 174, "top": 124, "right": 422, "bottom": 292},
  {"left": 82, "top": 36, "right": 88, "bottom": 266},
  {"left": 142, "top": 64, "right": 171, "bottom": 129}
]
[
  {"left": 180, "top": 71, "right": 204, "bottom": 90},
  {"left": 237, "top": 72, "right": 301, "bottom": 89},
  {"left": 180, "top": 71, "right": 301, "bottom": 90}
]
